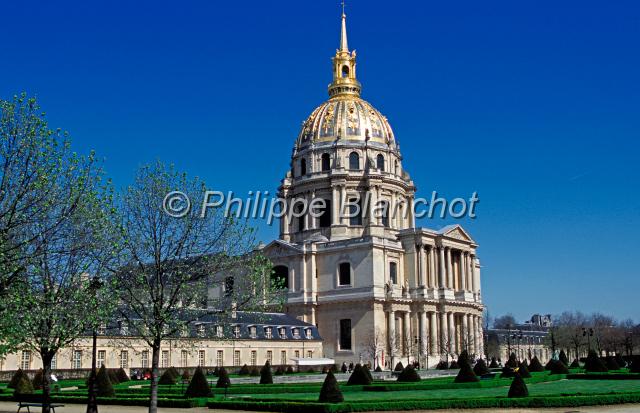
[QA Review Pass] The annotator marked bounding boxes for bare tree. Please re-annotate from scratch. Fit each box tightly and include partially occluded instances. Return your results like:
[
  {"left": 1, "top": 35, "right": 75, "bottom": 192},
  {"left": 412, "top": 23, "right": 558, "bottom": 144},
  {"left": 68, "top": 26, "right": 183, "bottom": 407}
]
[
  {"left": 115, "top": 161, "right": 283, "bottom": 413},
  {"left": 363, "top": 328, "right": 385, "bottom": 369}
]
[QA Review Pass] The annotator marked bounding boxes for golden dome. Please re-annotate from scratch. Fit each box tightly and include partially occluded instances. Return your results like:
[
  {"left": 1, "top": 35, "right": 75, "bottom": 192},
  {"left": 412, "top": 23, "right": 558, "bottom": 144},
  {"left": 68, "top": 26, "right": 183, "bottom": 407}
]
[
  {"left": 296, "top": 12, "right": 395, "bottom": 149},
  {"left": 297, "top": 97, "right": 395, "bottom": 147}
]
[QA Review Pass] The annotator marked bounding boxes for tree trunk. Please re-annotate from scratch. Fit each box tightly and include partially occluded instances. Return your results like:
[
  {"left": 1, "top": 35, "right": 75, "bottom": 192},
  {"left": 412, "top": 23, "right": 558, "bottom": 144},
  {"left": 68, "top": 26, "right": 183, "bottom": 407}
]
[
  {"left": 148, "top": 339, "right": 161, "bottom": 413},
  {"left": 40, "top": 350, "right": 54, "bottom": 413}
]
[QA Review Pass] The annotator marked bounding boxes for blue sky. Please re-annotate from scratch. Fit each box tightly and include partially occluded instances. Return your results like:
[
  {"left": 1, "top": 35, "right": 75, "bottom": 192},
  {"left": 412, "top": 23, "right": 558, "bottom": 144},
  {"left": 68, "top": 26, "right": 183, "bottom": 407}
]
[{"left": 2, "top": 1, "right": 639, "bottom": 322}]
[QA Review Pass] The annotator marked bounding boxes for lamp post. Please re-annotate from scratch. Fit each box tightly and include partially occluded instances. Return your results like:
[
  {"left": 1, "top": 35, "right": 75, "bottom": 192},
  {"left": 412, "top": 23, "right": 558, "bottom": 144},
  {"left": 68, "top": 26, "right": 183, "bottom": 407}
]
[
  {"left": 582, "top": 327, "right": 594, "bottom": 354},
  {"left": 86, "top": 276, "right": 102, "bottom": 413},
  {"left": 511, "top": 330, "right": 523, "bottom": 361}
]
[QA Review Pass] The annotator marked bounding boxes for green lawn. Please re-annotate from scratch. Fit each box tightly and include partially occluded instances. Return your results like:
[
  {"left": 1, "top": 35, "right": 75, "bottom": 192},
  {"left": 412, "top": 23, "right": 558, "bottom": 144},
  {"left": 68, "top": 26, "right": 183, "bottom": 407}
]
[{"left": 232, "top": 379, "right": 640, "bottom": 402}]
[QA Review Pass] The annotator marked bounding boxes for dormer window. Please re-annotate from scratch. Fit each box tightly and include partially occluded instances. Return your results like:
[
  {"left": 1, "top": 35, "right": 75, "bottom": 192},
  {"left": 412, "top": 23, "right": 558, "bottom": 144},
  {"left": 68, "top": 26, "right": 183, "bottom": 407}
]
[
  {"left": 233, "top": 325, "right": 240, "bottom": 338},
  {"left": 97, "top": 323, "right": 107, "bottom": 335},
  {"left": 292, "top": 328, "right": 300, "bottom": 339},
  {"left": 279, "top": 327, "right": 286, "bottom": 339},
  {"left": 249, "top": 326, "right": 257, "bottom": 339},
  {"left": 216, "top": 325, "right": 223, "bottom": 338},
  {"left": 265, "top": 327, "right": 273, "bottom": 339},
  {"left": 305, "top": 328, "right": 313, "bottom": 339},
  {"left": 119, "top": 321, "right": 129, "bottom": 336},
  {"left": 197, "top": 324, "right": 205, "bottom": 338}
]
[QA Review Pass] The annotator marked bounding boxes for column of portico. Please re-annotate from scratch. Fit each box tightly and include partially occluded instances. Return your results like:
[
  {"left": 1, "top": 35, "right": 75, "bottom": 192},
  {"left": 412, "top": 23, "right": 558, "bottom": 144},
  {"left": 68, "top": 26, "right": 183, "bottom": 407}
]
[
  {"left": 460, "top": 252, "right": 467, "bottom": 291},
  {"left": 461, "top": 313, "right": 468, "bottom": 352},
  {"left": 403, "top": 312, "right": 411, "bottom": 355},
  {"left": 468, "top": 314, "right": 475, "bottom": 355},
  {"left": 439, "top": 312, "right": 447, "bottom": 354},
  {"left": 446, "top": 248, "right": 453, "bottom": 288},
  {"left": 368, "top": 185, "right": 378, "bottom": 227},
  {"left": 309, "top": 191, "right": 317, "bottom": 230},
  {"left": 420, "top": 246, "right": 427, "bottom": 287},
  {"left": 448, "top": 312, "right": 456, "bottom": 354},
  {"left": 476, "top": 315, "right": 483, "bottom": 356},
  {"left": 438, "top": 247, "right": 446, "bottom": 288},
  {"left": 429, "top": 312, "right": 438, "bottom": 355},
  {"left": 331, "top": 186, "right": 340, "bottom": 226},
  {"left": 420, "top": 312, "right": 428, "bottom": 355},
  {"left": 416, "top": 245, "right": 423, "bottom": 287},
  {"left": 388, "top": 310, "right": 396, "bottom": 356},
  {"left": 428, "top": 247, "right": 436, "bottom": 288}
]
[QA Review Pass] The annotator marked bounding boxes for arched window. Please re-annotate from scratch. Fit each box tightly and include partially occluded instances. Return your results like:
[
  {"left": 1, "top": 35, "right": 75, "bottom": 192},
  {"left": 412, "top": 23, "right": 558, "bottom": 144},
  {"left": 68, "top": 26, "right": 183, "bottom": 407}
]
[
  {"left": 376, "top": 154, "right": 385, "bottom": 171},
  {"left": 379, "top": 200, "right": 390, "bottom": 227},
  {"left": 342, "top": 65, "right": 349, "bottom": 78},
  {"left": 338, "top": 263, "right": 351, "bottom": 286},
  {"left": 394, "top": 160, "right": 399, "bottom": 175},
  {"left": 300, "top": 158, "right": 307, "bottom": 176},
  {"left": 321, "top": 153, "right": 331, "bottom": 171},
  {"left": 318, "top": 199, "right": 331, "bottom": 228},
  {"left": 389, "top": 262, "right": 397, "bottom": 285},
  {"left": 349, "top": 152, "right": 360, "bottom": 170},
  {"left": 272, "top": 265, "right": 289, "bottom": 289},
  {"left": 294, "top": 202, "right": 305, "bottom": 232},
  {"left": 349, "top": 197, "right": 362, "bottom": 226}
]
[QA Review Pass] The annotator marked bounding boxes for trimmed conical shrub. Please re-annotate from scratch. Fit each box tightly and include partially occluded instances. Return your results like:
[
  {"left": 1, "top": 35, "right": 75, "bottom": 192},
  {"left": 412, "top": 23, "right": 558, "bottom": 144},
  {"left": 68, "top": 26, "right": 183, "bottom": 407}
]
[
  {"left": 570, "top": 359, "right": 580, "bottom": 368},
  {"left": 108, "top": 369, "right": 120, "bottom": 385},
  {"left": 500, "top": 366, "right": 515, "bottom": 378},
  {"left": 249, "top": 367, "right": 260, "bottom": 377},
  {"left": 549, "top": 359, "right": 569, "bottom": 374},
  {"left": 185, "top": 366, "right": 212, "bottom": 398},
  {"left": 454, "top": 357, "right": 479, "bottom": 383},
  {"left": 517, "top": 361, "right": 531, "bottom": 378},
  {"left": 374, "top": 365, "right": 382, "bottom": 372},
  {"left": 275, "top": 366, "right": 285, "bottom": 375},
  {"left": 489, "top": 357, "right": 498, "bottom": 368},
  {"left": 167, "top": 366, "right": 180, "bottom": 380},
  {"left": 449, "top": 361, "right": 459, "bottom": 369},
  {"left": 159, "top": 368, "right": 177, "bottom": 385},
  {"left": 615, "top": 353, "right": 626, "bottom": 368},
  {"left": 458, "top": 350, "right": 471, "bottom": 366},
  {"left": 216, "top": 367, "right": 231, "bottom": 388},
  {"left": 630, "top": 357, "right": 640, "bottom": 373},
  {"left": 584, "top": 350, "right": 608, "bottom": 373},
  {"left": 559, "top": 350, "right": 569, "bottom": 366},
  {"left": 347, "top": 363, "right": 372, "bottom": 385},
  {"left": 238, "top": 364, "right": 250, "bottom": 375},
  {"left": 8, "top": 369, "right": 26, "bottom": 389},
  {"left": 545, "top": 359, "right": 553, "bottom": 370},
  {"left": 182, "top": 370, "right": 191, "bottom": 382},
  {"left": 363, "top": 365, "right": 373, "bottom": 382},
  {"left": 116, "top": 367, "right": 130, "bottom": 382},
  {"left": 32, "top": 369, "right": 44, "bottom": 390},
  {"left": 605, "top": 357, "right": 620, "bottom": 371},
  {"left": 436, "top": 361, "right": 448, "bottom": 370},
  {"left": 13, "top": 375, "right": 34, "bottom": 399},
  {"left": 260, "top": 362, "right": 273, "bottom": 384},
  {"left": 529, "top": 356, "right": 544, "bottom": 372},
  {"left": 505, "top": 353, "right": 518, "bottom": 368},
  {"left": 508, "top": 374, "right": 528, "bottom": 398},
  {"left": 318, "top": 371, "right": 343, "bottom": 403},
  {"left": 394, "top": 362, "right": 404, "bottom": 372},
  {"left": 473, "top": 359, "right": 489, "bottom": 376},
  {"left": 397, "top": 365, "right": 421, "bottom": 382},
  {"left": 96, "top": 365, "right": 115, "bottom": 397},
  {"left": 286, "top": 366, "right": 294, "bottom": 374}
]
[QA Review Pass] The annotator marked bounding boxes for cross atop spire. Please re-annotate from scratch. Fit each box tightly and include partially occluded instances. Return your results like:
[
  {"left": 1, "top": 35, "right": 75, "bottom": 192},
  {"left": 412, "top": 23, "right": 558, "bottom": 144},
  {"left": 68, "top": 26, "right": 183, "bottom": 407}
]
[{"left": 340, "top": 2, "right": 349, "bottom": 52}]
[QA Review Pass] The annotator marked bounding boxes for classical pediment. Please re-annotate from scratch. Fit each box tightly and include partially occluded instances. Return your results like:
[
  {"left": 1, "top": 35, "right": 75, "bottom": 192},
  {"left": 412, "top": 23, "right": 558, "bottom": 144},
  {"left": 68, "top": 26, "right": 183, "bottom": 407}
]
[
  {"left": 262, "top": 239, "right": 303, "bottom": 259},
  {"left": 439, "top": 225, "right": 474, "bottom": 243}
]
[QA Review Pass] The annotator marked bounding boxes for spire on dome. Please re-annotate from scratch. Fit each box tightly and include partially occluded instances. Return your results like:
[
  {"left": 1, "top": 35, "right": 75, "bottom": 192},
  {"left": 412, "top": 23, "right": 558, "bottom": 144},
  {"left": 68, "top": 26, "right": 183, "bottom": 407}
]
[
  {"left": 328, "top": 3, "right": 361, "bottom": 98},
  {"left": 340, "top": 3, "right": 349, "bottom": 52}
]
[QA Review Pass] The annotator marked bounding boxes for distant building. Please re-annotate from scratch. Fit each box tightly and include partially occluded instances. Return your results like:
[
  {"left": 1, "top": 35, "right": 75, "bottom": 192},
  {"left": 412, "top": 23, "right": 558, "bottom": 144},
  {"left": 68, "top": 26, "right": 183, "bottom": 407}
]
[{"left": 485, "top": 314, "right": 551, "bottom": 362}]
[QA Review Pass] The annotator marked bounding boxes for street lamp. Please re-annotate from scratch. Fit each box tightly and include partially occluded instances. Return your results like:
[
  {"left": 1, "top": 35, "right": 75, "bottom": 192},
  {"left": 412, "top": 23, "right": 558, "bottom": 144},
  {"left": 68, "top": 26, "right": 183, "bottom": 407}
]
[
  {"left": 582, "top": 327, "right": 594, "bottom": 353},
  {"left": 86, "top": 276, "right": 103, "bottom": 413}
]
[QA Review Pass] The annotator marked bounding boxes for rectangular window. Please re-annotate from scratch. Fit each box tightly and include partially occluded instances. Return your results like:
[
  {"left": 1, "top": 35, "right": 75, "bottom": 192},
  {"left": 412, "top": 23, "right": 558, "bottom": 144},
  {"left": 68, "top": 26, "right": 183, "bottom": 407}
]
[
  {"left": 305, "top": 328, "right": 312, "bottom": 339},
  {"left": 216, "top": 325, "right": 224, "bottom": 338},
  {"left": 280, "top": 350, "right": 287, "bottom": 365},
  {"left": 141, "top": 350, "right": 149, "bottom": 369},
  {"left": 279, "top": 327, "right": 286, "bottom": 339},
  {"left": 120, "top": 350, "right": 129, "bottom": 369},
  {"left": 349, "top": 197, "right": 362, "bottom": 226},
  {"left": 21, "top": 351, "right": 32, "bottom": 370},
  {"left": 51, "top": 353, "right": 57, "bottom": 370},
  {"left": 161, "top": 350, "right": 169, "bottom": 368},
  {"left": 181, "top": 350, "right": 188, "bottom": 368},
  {"left": 292, "top": 328, "right": 300, "bottom": 338},
  {"left": 97, "top": 350, "right": 106, "bottom": 367},
  {"left": 318, "top": 200, "right": 331, "bottom": 228},
  {"left": 216, "top": 350, "right": 223, "bottom": 367},
  {"left": 338, "top": 263, "right": 351, "bottom": 286},
  {"left": 233, "top": 350, "right": 241, "bottom": 367},
  {"left": 389, "top": 262, "right": 397, "bottom": 285},
  {"left": 198, "top": 350, "right": 206, "bottom": 367},
  {"left": 250, "top": 350, "right": 257, "bottom": 366},
  {"left": 294, "top": 350, "right": 300, "bottom": 358},
  {"left": 307, "top": 350, "right": 313, "bottom": 358},
  {"left": 249, "top": 326, "right": 257, "bottom": 338},
  {"left": 266, "top": 350, "right": 272, "bottom": 364},
  {"left": 265, "top": 327, "right": 272, "bottom": 339},
  {"left": 339, "top": 319, "right": 352, "bottom": 350},
  {"left": 73, "top": 350, "right": 83, "bottom": 369}
]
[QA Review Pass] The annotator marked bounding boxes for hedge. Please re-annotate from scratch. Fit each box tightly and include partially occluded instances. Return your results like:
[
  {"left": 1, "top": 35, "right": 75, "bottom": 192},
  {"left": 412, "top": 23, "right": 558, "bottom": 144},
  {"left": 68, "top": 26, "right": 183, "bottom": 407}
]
[
  {"left": 206, "top": 393, "right": 640, "bottom": 413},
  {"left": 567, "top": 373, "right": 640, "bottom": 380},
  {"left": 0, "top": 393, "right": 209, "bottom": 408}
]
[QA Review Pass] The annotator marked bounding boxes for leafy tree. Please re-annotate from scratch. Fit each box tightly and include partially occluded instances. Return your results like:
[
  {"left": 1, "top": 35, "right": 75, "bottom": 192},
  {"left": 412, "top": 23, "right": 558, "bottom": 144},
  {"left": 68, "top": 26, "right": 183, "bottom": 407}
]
[
  {"left": 507, "top": 374, "right": 528, "bottom": 398},
  {"left": 95, "top": 365, "right": 115, "bottom": 397},
  {"left": 185, "top": 366, "right": 212, "bottom": 398},
  {"left": 260, "top": 362, "right": 273, "bottom": 384},
  {"left": 13, "top": 375, "right": 34, "bottom": 399},
  {"left": 318, "top": 371, "right": 343, "bottom": 403},
  {"left": 114, "top": 161, "right": 284, "bottom": 413},
  {"left": 216, "top": 367, "right": 231, "bottom": 388}
]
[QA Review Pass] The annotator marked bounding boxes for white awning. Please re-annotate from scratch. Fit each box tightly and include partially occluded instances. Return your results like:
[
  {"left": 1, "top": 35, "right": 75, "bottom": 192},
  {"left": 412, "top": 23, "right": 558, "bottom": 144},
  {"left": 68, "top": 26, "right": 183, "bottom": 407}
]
[{"left": 290, "top": 357, "right": 334, "bottom": 366}]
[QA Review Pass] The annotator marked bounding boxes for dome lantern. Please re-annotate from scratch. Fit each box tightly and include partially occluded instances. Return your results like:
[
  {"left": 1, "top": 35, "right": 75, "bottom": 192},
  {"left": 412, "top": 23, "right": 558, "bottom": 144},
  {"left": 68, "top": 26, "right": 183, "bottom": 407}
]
[{"left": 328, "top": 11, "right": 361, "bottom": 99}]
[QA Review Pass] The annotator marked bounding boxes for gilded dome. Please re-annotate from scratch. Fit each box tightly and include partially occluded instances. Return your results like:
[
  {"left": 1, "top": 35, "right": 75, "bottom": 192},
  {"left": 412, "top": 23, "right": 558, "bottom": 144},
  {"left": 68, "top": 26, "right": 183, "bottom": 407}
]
[{"left": 297, "top": 97, "right": 395, "bottom": 148}]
